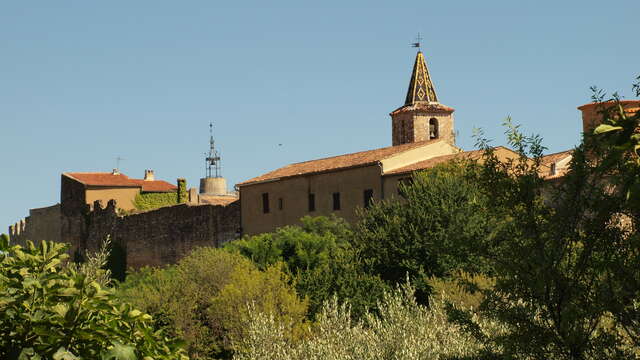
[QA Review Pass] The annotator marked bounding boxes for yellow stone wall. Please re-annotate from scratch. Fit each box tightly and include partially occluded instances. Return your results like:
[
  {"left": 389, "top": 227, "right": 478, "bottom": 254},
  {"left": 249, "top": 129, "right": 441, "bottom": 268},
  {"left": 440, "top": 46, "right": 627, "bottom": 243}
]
[
  {"left": 240, "top": 165, "right": 382, "bottom": 235},
  {"left": 85, "top": 187, "right": 140, "bottom": 211}
]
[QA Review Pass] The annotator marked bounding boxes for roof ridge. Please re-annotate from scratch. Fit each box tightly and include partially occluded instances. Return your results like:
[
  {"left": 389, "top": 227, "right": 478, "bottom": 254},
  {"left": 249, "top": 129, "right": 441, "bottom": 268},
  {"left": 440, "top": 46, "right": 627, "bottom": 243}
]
[
  {"left": 286, "top": 140, "right": 437, "bottom": 167},
  {"left": 542, "top": 149, "right": 573, "bottom": 157}
]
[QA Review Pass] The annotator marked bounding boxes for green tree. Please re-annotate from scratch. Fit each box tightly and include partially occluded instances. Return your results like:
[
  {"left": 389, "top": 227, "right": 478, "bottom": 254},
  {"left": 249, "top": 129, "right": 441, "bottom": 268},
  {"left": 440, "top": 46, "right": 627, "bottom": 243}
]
[
  {"left": 353, "top": 161, "right": 493, "bottom": 303},
  {"left": 0, "top": 239, "right": 188, "bottom": 359},
  {"left": 225, "top": 216, "right": 388, "bottom": 318},
  {"left": 449, "top": 114, "right": 640, "bottom": 359}
]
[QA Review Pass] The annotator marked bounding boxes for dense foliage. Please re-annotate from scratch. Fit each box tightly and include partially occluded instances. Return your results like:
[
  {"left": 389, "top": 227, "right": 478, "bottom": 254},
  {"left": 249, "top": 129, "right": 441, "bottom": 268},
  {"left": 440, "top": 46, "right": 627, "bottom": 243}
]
[
  {"left": 225, "top": 216, "right": 388, "bottom": 318},
  {"left": 447, "top": 115, "right": 640, "bottom": 359},
  {"left": 177, "top": 178, "right": 188, "bottom": 203},
  {"left": 354, "top": 162, "right": 492, "bottom": 303},
  {"left": 133, "top": 192, "right": 178, "bottom": 211},
  {"left": 234, "top": 280, "right": 504, "bottom": 360},
  {"left": 117, "top": 247, "right": 307, "bottom": 359},
  {"left": 0, "top": 239, "right": 188, "bottom": 359}
]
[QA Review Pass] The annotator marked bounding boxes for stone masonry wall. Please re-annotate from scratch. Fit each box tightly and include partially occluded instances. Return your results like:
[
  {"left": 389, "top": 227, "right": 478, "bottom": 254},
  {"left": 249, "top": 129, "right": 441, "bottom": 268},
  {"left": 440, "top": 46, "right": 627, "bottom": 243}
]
[
  {"left": 8, "top": 204, "right": 61, "bottom": 246},
  {"left": 67, "top": 199, "right": 240, "bottom": 270}
]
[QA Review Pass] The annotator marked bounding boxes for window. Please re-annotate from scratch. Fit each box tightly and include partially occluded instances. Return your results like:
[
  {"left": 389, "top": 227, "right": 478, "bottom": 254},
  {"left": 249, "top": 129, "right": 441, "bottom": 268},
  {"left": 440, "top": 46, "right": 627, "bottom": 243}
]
[
  {"left": 308, "top": 193, "right": 316, "bottom": 212},
  {"left": 278, "top": 197, "right": 283, "bottom": 210},
  {"left": 262, "top": 193, "right": 270, "bottom": 213},
  {"left": 429, "top": 118, "right": 439, "bottom": 139},
  {"left": 550, "top": 163, "right": 557, "bottom": 176},
  {"left": 364, "top": 189, "right": 374, "bottom": 209},
  {"left": 332, "top": 192, "right": 341, "bottom": 211}
]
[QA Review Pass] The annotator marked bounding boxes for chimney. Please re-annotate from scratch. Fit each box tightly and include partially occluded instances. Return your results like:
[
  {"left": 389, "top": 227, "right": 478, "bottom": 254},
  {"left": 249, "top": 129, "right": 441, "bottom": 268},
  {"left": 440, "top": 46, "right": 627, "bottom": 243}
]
[
  {"left": 578, "top": 100, "right": 640, "bottom": 135},
  {"left": 112, "top": 169, "right": 120, "bottom": 175},
  {"left": 144, "top": 169, "right": 155, "bottom": 181}
]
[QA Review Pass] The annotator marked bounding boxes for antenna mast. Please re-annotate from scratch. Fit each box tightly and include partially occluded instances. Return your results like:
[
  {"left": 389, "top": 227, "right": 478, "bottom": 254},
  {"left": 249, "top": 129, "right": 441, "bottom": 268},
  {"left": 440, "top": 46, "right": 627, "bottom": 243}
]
[{"left": 205, "top": 122, "right": 222, "bottom": 178}]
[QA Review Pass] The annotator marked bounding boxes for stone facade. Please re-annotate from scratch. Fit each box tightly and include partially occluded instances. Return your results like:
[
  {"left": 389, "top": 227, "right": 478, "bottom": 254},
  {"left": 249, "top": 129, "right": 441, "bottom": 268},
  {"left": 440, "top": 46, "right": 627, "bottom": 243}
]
[{"left": 391, "top": 105, "right": 455, "bottom": 146}]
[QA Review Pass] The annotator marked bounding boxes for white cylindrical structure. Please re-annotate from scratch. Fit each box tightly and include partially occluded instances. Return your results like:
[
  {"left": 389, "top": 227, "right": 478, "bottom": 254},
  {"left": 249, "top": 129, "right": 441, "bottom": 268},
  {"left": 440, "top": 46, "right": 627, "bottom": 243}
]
[{"left": 200, "top": 177, "right": 227, "bottom": 195}]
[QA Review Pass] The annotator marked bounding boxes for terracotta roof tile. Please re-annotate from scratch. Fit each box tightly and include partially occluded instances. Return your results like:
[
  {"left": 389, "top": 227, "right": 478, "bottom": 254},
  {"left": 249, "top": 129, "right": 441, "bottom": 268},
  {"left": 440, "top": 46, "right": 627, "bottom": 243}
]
[
  {"left": 65, "top": 172, "right": 176, "bottom": 192},
  {"left": 389, "top": 102, "right": 455, "bottom": 116},
  {"left": 237, "top": 140, "right": 443, "bottom": 186}
]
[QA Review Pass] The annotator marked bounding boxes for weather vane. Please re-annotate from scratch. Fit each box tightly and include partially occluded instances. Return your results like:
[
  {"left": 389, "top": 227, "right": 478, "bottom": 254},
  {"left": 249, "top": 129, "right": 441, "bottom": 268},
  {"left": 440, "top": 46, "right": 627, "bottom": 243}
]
[{"left": 411, "top": 33, "right": 423, "bottom": 50}]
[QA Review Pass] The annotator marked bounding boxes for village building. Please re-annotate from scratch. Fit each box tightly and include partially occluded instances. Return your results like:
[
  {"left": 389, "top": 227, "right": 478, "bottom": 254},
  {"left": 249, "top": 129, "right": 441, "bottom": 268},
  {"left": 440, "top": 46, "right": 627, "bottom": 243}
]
[{"left": 61, "top": 170, "right": 177, "bottom": 213}]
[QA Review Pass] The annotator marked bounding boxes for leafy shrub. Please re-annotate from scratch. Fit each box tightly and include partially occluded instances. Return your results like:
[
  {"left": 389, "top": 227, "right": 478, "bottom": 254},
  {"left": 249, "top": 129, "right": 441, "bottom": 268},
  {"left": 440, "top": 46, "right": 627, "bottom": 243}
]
[
  {"left": 0, "top": 239, "right": 188, "bottom": 359},
  {"left": 133, "top": 192, "right": 178, "bottom": 211},
  {"left": 117, "top": 247, "right": 307, "bottom": 359},
  {"left": 225, "top": 216, "right": 388, "bottom": 318},
  {"left": 354, "top": 161, "right": 493, "bottom": 303}
]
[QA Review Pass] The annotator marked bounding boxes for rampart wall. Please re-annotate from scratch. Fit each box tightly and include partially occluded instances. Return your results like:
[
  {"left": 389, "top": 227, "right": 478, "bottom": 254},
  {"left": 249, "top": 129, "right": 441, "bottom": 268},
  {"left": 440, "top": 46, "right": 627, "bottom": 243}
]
[
  {"left": 67, "top": 199, "right": 241, "bottom": 271},
  {"left": 9, "top": 204, "right": 61, "bottom": 246}
]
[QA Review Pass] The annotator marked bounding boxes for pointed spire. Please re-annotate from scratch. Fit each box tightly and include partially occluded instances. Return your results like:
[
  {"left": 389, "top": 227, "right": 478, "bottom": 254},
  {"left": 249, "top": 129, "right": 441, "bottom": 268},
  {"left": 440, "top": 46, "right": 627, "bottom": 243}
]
[{"left": 404, "top": 51, "right": 438, "bottom": 105}]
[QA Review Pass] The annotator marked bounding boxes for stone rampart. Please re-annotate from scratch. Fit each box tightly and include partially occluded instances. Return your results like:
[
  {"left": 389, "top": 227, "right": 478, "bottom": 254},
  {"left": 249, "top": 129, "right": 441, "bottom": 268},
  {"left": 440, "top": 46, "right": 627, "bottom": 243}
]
[
  {"left": 72, "top": 199, "right": 240, "bottom": 271},
  {"left": 9, "top": 204, "right": 61, "bottom": 246}
]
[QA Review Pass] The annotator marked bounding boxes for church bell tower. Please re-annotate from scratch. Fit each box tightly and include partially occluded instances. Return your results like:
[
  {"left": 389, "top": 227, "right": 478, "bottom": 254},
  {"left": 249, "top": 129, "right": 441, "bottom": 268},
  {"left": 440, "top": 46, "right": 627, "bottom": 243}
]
[{"left": 390, "top": 50, "right": 455, "bottom": 146}]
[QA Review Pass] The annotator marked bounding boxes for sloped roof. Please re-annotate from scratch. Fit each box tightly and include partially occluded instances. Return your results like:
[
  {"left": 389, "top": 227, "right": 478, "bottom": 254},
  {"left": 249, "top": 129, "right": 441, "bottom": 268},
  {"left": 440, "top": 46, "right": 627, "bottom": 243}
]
[
  {"left": 198, "top": 194, "right": 238, "bottom": 206},
  {"left": 64, "top": 172, "right": 176, "bottom": 192},
  {"left": 540, "top": 150, "right": 573, "bottom": 180},
  {"left": 540, "top": 150, "right": 573, "bottom": 165},
  {"left": 237, "top": 139, "right": 443, "bottom": 186},
  {"left": 404, "top": 51, "right": 438, "bottom": 105},
  {"left": 384, "top": 147, "right": 520, "bottom": 176}
]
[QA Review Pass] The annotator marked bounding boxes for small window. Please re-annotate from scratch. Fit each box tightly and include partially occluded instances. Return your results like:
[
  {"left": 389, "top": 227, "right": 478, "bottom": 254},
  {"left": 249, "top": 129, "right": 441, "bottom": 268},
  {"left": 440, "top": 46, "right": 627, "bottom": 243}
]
[
  {"left": 332, "top": 192, "right": 341, "bottom": 211},
  {"left": 278, "top": 197, "right": 283, "bottom": 210},
  {"left": 308, "top": 193, "right": 316, "bottom": 212},
  {"left": 363, "top": 189, "right": 374, "bottom": 209},
  {"left": 550, "top": 163, "right": 557, "bottom": 176},
  {"left": 429, "top": 118, "right": 439, "bottom": 139},
  {"left": 262, "top": 193, "right": 270, "bottom": 214}
]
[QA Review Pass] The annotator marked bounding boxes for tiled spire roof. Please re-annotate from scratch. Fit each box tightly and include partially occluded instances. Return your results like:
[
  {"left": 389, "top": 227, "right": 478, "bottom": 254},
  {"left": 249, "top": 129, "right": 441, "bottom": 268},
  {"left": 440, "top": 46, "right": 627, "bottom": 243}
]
[{"left": 404, "top": 51, "right": 438, "bottom": 105}]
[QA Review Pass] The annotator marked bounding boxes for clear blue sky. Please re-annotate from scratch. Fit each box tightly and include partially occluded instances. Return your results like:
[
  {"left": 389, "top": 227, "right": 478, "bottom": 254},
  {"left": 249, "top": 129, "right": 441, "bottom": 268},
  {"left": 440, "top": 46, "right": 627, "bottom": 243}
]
[{"left": 1, "top": 1, "right": 638, "bottom": 230}]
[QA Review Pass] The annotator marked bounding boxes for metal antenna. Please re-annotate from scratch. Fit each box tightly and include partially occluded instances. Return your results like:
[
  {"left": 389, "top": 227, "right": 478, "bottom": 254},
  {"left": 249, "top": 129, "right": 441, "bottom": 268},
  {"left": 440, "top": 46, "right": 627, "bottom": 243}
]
[
  {"left": 116, "top": 156, "right": 125, "bottom": 170},
  {"left": 205, "top": 122, "right": 222, "bottom": 178}
]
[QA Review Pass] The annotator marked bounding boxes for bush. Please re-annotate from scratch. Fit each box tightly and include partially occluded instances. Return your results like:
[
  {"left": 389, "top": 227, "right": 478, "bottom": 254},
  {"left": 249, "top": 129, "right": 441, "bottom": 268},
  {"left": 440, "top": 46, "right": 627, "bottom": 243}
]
[
  {"left": 225, "top": 216, "right": 388, "bottom": 319},
  {"left": 233, "top": 281, "right": 506, "bottom": 360},
  {"left": 0, "top": 239, "right": 188, "bottom": 359},
  {"left": 117, "top": 247, "right": 308, "bottom": 359}
]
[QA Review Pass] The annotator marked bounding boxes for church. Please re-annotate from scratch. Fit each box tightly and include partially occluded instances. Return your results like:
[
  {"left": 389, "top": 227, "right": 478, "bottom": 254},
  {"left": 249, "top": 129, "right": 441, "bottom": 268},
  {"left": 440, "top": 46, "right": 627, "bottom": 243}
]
[{"left": 237, "top": 50, "right": 527, "bottom": 235}]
